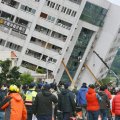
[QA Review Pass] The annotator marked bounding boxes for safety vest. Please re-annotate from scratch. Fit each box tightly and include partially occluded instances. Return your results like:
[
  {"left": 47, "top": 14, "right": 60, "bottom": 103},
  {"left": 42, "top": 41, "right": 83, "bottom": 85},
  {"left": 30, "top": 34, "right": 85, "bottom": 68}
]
[{"left": 25, "top": 88, "right": 37, "bottom": 106}]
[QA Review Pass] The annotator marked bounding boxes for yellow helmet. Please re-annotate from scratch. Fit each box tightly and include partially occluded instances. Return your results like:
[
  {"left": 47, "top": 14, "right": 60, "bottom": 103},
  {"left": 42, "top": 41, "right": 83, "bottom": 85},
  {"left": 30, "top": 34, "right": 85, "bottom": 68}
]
[{"left": 9, "top": 85, "right": 19, "bottom": 92}]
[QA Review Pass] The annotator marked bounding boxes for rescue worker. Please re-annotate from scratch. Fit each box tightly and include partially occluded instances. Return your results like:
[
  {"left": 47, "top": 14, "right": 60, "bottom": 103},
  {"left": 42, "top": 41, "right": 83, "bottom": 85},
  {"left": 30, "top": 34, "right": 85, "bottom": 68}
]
[
  {"left": 104, "top": 85, "right": 112, "bottom": 120},
  {"left": 77, "top": 83, "right": 88, "bottom": 120},
  {"left": 112, "top": 87, "right": 120, "bottom": 120},
  {"left": 98, "top": 86, "right": 110, "bottom": 120},
  {"left": 58, "top": 82, "right": 76, "bottom": 120},
  {"left": 25, "top": 82, "right": 37, "bottom": 120},
  {"left": 0, "top": 84, "right": 7, "bottom": 119},
  {"left": 86, "top": 84, "right": 100, "bottom": 120},
  {"left": 33, "top": 83, "right": 58, "bottom": 120},
  {"left": 0, "top": 84, "right": 27, "bottom": 120}
]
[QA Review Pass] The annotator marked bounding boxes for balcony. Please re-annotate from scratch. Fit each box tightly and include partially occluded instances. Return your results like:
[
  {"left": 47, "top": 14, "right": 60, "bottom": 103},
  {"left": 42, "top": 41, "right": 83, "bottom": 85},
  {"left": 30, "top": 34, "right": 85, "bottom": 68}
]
[
  {"left": 21, "top": 60, "right": 37, "bottom": 71},
  {"left": 30, "top": 37, "right": 46, "bottom": 47},
  {"left": 46, "top": 43, "right": 62, "bottom": 54},
  {"left": 10, "top": 30, "right": 27, "bottom": 40},
  {"left": 1, "top": 0, "right": 20, "bottom": 9},
  {"left": 35, "top": 25, "right": 51, "bottom": 36},
  {"left": 51, "top": 31, "right": 67, "bottom": 42},
  {"left": 69, "top": 0, "right": 82, "bottom": 5},
  {"left": 56, "top": 19, "right": 72, "bottom": 30},
  {"left": 25, "top": 49, "right": 42, "bottom": 60}
]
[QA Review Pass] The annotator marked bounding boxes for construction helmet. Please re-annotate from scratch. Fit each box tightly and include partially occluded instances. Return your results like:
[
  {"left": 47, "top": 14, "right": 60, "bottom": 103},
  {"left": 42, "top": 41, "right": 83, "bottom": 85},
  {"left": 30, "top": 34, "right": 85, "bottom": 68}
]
[{"left": 9, "top": 85, "right": 19, "bottom": 92}]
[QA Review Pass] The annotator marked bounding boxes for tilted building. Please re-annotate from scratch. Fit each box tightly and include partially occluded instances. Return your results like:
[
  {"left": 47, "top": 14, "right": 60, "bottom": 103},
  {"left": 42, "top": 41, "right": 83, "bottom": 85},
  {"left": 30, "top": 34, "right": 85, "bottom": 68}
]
[{"left": 0, "top": 0, "right": 120, "bottom": 86}]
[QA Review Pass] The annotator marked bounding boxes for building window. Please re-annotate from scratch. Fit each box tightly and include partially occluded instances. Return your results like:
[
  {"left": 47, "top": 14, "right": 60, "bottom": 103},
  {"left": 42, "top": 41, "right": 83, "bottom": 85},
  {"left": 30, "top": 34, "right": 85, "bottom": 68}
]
[
  {"left": 66, "top": 9, "right": 72, "bottom": 15},
  {"left": 47, "top": 1, "right": 50, "bottom": 6},
  {"left": 25, "top": 49, "right": 42, "bottom": 59},
  {"left": 0, "top": 11, "right": 14, "bottom": 21},
  {"left": 61, "top": 28, "right": 94, "bottom": 81},
  {"left": 80, "top": 2, "right": 108, "bottom": 26},
  {"left": 55, "top": 4, "right": 61, "bottom": 10},
  {"left": 20, "top": 5, "right": 36, "bottom": 14},
  {"left": 15, "top": 17, "right": 31, "bottom": 28},
  {"left": 30, "top": 37, "right": 46, "bottom": 47},
  {"left": 41, "top": 55, "right": 48, "bottom": 62},
  {"left": 71, "top": 11, "right": 77, "bottom": 17},
  {"left": 47, "top": 16, "right": 55, "bottom": 22},
  {"left": 40, "top": 12, "right": 48, "bottom": 19},
  {"left": 61, "top": 7, "right": 67, "bottom": 13},
  {"left": 48, "top": 57, "right": 57, "bottom": 63},
  {"left": 51, "top": 31, "right": 67, "bottom": 42},
  {"left": 0, "top": 39, "right": 6, "bottom": 46},
  {"left": 56, "top": 19, "right": 72, "bottom": 30},
  {"left": 46, "top": 43, "right": 62, "bottom": 53},
  {"left": 6, "top": 42, "right": 22, "bottom": 52},
  {"left": 1, "top": 0, "right": 20, "bottom": 9},
  {"left": 35, "top": 25, "right": 51, "bottom": 35},
  {"left": 50, "top": 2, "right": 55, "bottom": 8},
  {"left": 21, "top": 61, "right": 37, "bottom": 71}
]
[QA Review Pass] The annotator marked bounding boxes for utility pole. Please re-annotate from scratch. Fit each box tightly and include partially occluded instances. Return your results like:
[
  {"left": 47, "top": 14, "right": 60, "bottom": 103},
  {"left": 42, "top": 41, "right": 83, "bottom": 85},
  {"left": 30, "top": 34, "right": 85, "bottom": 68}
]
[{"left": 93, "top": 50, "right": 119, "bottom": 86}]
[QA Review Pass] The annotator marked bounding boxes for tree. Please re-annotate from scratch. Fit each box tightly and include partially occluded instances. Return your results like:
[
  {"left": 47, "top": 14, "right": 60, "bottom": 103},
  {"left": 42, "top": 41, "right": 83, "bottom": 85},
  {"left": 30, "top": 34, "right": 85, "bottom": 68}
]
[
  {"left": 7, "top": 66, "right": 21, "bottom": 86},
  {"left": 0, "top": 59, "right": 20, "bottom": 85},
  {"left": 20, "top": 73, "right": 34, "bottom": 85}
]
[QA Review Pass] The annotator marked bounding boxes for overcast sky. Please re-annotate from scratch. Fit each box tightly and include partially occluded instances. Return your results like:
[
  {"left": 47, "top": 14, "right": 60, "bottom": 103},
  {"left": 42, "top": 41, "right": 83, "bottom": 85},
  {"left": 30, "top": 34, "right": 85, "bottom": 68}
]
[{"left": 108, "top": 0, "right": 120, "bottom": 5}]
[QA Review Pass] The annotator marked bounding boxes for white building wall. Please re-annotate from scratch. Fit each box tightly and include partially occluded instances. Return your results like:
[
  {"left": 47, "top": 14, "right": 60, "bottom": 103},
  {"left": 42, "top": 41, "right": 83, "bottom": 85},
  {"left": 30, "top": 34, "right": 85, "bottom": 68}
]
[{"left": 77, "top": 4, "right": 120, "bottom": 86}]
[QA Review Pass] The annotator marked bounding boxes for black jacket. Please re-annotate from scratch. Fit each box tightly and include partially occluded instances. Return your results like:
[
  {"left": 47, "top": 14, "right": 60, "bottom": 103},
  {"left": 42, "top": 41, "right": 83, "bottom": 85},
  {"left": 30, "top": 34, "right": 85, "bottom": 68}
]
[
  {"left": 0, "top": 89, "right": 7, "bottom": 112},
  {"left": 98, "top": 91, "right": 110, "bottom": 109},
  {"left": 32, "top": 90, "right": 58, "bottom": 116},
  {"left": 58, "top": 89, "right": 76, "bottom": 113}
]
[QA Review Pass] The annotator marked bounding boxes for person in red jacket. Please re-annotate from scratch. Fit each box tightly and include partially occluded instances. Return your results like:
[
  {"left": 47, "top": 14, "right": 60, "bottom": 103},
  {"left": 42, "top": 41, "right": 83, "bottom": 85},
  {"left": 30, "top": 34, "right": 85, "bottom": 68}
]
[
  {"left": 0, "top": 85, "right": 27, "bottom": 120},
  {"left": 86, "top": 84, "right": 100, "bottom": 120},
  {"left": 112, "top": 87, "right": 120, "bottom": 120},
  {"left": 104, "top": 85, "right": 112, "bottom": 100}
]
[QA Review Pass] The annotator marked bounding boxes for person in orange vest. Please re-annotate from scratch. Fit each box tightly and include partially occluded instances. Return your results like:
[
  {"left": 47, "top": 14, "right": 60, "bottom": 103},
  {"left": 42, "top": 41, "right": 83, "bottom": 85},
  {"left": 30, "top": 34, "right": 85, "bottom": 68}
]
[
  {"left": 0, "top": 84, "right": 27, "bottom": 120},
  {"left": 86, "top": 84, "right": 101, "bottom": 120}
]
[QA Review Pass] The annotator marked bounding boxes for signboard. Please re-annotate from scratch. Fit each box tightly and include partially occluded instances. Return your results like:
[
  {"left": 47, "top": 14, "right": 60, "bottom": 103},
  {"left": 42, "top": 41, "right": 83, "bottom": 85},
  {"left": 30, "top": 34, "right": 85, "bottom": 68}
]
[{"left": 0, "top": 17, "right": 26, "bottom": 33}]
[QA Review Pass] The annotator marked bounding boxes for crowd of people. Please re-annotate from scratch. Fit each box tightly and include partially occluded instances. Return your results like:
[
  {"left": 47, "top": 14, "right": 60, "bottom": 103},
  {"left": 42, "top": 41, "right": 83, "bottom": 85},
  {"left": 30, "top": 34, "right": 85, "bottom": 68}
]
[{"left": 0, "top": 81, "right": 120, "bottom": 120}]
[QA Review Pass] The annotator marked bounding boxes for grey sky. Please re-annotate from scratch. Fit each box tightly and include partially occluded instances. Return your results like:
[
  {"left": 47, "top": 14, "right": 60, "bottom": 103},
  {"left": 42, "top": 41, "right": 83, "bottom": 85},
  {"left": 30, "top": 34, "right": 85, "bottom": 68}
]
[{"left": 108, "top": 0, "right": 120, "bottom": 5}]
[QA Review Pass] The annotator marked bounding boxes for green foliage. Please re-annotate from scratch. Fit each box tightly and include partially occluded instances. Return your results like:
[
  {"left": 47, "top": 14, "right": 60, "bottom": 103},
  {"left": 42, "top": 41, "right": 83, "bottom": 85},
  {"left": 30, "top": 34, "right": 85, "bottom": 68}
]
[
  {"left": 0, "top": 59, "right": 20, "bottom": 85},
  {"left": 20, "top": 73, "right": 34, "bottom": 85},
  {"left": 7, "top": 66, "right": 21, "bottom": 85},
  {"left": 100, "top": 77, "right": 116, "bottom": 85},
  {"left": 36, "top": 67, "right": 46, "bottom": 74}
]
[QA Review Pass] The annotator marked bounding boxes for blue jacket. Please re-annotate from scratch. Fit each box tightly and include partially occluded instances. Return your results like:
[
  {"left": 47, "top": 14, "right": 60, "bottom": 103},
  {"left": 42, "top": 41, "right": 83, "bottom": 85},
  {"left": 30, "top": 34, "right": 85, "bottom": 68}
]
[{"left": 77, "top": 87, "right": 88, "bottom": 105}]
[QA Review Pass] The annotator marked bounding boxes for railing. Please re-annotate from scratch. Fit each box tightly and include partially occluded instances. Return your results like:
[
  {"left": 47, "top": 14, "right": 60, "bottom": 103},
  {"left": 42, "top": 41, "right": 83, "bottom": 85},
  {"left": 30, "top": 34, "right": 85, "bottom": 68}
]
[{"left": 10, "top": 30, "right": 27, "bottom": 40}]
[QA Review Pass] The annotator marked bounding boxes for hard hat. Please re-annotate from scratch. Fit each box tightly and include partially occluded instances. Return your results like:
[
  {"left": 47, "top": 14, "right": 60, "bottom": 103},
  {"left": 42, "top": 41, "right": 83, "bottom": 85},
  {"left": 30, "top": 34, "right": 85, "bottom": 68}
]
[{"left": 9, "top": 85, "right": 19, "bottom": 92}]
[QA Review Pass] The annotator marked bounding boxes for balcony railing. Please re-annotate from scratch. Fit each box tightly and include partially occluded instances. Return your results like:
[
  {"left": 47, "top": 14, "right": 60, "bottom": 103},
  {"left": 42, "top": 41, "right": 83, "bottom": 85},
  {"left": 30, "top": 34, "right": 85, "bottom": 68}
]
[{"left": 10, "top": 30, "right": 27, "bottom": 40}]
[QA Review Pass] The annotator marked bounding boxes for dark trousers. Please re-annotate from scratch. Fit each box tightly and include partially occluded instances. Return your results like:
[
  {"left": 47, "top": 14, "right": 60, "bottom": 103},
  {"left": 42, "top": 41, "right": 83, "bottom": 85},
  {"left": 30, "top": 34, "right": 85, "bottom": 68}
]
[
  {"left": 100, "top": 109, "right": 108, "bottom": 120},
  {"left": 26, "top": 106, "right": 33, "bottom": 120},
  {"left": 27, "top": 113, "right": 32, "bottom": 120},
  {"left": 37, "top": 115, "right": 52, "bottom": 120},
  {"left": 63, "top": 112, "right": 72, "bottom": 120},
  {"left": 115, "top": 116, "right": 120, "bottom": 120},
  {"left": 87, "top": 110, "right": 99, "bottom": 120}
]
